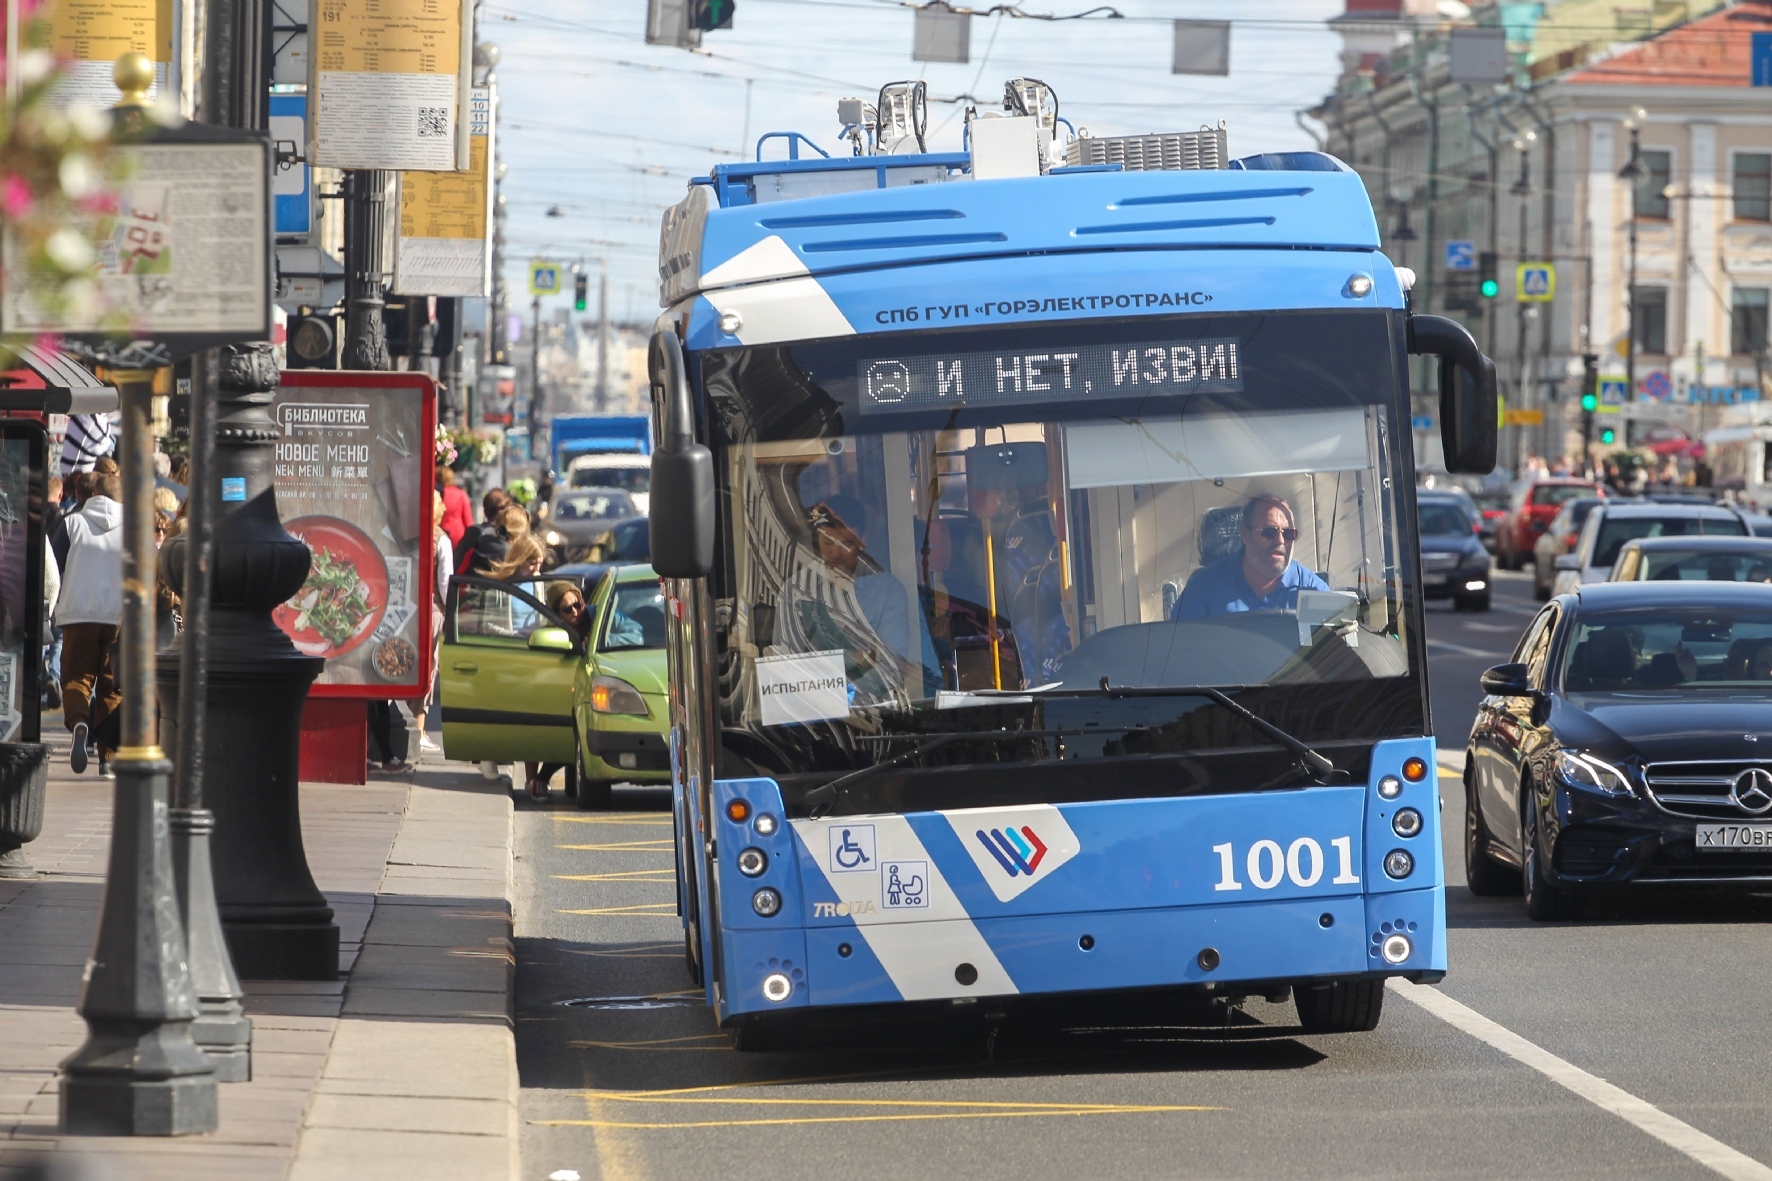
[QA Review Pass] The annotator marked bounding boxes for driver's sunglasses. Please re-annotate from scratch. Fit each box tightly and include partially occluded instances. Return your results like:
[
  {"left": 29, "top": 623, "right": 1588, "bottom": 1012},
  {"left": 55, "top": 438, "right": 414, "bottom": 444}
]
[
  {"left": 1255, "top": 526, "right": 1299, "bottom": 543},
  {"left": 560, "top": 599, "right": 585, "bottom": 615}
]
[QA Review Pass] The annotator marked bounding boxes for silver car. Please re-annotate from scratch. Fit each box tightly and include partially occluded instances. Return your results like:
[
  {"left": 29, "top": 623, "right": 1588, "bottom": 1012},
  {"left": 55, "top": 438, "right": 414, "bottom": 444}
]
[{"left": 1551, "top": 503, "right": 1750, "bottom": 596}]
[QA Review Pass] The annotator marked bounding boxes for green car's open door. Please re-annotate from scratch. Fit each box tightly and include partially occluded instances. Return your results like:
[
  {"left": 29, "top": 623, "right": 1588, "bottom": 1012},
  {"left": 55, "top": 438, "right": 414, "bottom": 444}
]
[{"left": 440, "top": 576, "right": 580, "bottom": 764}]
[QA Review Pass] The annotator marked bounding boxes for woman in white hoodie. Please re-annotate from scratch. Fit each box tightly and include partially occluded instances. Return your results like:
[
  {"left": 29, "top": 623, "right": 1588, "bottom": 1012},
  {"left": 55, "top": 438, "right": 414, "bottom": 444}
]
[{"left": 56, "top": 471, "right": 124, "bottom": 776}]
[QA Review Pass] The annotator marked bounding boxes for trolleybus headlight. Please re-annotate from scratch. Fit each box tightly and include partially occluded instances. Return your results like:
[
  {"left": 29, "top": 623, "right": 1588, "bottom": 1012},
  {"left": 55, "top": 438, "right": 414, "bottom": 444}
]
[
  {"left": 1345, "top": 274, "right": 1374, "bottom": 297},
  {"left": 751, "top": 887, "right": 782, "bottom": 917},
  {"left": 1381, "top": 933, "right": 1412, "bottom": 964},
  {"left": 1384, "top": 849, "right": 1414, "bottom": 879},
  {"left": 761, "top": 972, "right": 793, "bottom": 1002},
  {"left": 1377, "top": 775, "right": 1403, "bottom": 800},
  {"left": 718, "top": 309, "right": 744, "bottom": 335},
  {"left": 753, "top": 813, "right": 778, "bottom": 836},
  {"left": 1392, "top": 807, "right": 1423, "bottom": 838},
  {"left": 737, "top": 847, "right": 767, "bottom": 877}
]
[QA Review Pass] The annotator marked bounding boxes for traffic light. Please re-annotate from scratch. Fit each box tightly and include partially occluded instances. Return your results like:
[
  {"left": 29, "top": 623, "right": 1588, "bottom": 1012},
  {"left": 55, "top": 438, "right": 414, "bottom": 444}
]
[
  {"left": 1478, "top": 250, "right": 1499, "bottom": 299},
  {"left": 689, "top": 0, "right": 734, "bottom": 30},
  {"left": 1580, "top": 391, "right": 1597, "bottom": 412},
  {"left": 1580, "top": 352, "right": 1599, "bottom": 462},
  {"left": 574, "top": 273, "right": 588, "bottom": 312},
  {"left": 1599, "top": 426, "right": 1617, "bottom": 446}
]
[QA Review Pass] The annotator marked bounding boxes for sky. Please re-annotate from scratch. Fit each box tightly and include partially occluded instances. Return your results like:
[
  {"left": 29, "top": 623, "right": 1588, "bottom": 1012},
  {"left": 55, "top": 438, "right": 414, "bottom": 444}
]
[{"left": 482, "top": 0, "right": 1345, "bottom": 326}]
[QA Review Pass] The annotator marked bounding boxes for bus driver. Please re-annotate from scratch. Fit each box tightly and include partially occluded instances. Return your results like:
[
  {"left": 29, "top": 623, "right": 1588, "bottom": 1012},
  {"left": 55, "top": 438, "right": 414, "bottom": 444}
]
[{"left": 1170, "top": 493, "right": 1329, "bottom": 620}]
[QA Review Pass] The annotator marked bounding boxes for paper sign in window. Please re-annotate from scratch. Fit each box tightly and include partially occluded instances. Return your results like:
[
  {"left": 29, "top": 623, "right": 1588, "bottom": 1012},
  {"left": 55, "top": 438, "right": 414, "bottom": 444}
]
[{"left": 755, "top": 649, "right": 849, "bottom": 727}]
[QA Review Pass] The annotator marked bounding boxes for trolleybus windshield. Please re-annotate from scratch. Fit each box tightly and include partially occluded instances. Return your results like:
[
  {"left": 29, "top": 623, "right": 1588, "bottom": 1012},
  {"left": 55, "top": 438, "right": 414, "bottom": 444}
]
[{"left": 699, "top": 309, "right": 1425, "bottom": 810}]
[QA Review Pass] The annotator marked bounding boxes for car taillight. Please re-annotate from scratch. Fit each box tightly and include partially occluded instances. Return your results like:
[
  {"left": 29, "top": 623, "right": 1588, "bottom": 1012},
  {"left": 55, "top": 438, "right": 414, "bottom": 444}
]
[{"left": 1564, "top": 533, "right": 1578, "bottom": 547}]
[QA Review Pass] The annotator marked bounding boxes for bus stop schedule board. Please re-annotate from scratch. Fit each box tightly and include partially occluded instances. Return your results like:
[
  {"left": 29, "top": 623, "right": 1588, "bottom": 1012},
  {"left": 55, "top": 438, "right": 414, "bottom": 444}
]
[{"left": 271, "top": 372, "right": 435, "bottom": 699}]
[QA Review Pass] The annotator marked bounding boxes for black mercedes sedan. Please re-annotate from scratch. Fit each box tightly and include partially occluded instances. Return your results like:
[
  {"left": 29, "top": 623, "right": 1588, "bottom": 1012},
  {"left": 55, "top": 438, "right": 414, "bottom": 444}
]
[{"left": 1466, "top": 581, "right": 1772, "bottom": 919}]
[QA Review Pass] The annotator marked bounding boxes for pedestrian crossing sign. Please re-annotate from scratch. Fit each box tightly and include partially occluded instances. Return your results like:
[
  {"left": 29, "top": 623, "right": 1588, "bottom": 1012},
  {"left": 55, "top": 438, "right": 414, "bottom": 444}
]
[
  {"left": 1516, "top": 262, "right": 1555, "bottom": 302},
  {"left": 529, "top": 261, "right": 561, "bottom": 295}
]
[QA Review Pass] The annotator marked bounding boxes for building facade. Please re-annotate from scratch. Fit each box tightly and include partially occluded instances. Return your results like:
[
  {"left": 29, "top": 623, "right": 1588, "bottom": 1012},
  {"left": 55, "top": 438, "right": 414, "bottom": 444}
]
[{"left": 1313, "top": 0, "right": 1772, "bottom": 473}]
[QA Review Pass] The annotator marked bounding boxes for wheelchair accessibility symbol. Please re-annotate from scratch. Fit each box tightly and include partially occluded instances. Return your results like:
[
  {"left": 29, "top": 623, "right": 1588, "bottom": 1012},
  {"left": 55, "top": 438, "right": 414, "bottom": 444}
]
[
  {"left": 828, "top": 825, "right": 876, "bottom": 873},
  {"left": 882, "top": 861, "right": 928, "bottom": 908}
]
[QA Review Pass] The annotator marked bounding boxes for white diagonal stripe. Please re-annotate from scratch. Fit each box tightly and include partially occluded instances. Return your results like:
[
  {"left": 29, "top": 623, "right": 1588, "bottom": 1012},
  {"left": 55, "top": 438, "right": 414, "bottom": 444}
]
[
  {"left": 1391, "top": 982, "right": 1772, "bottom": 1181},
  {"left": 792, "top": 815, "right": 1016, "bottom": 1001}
]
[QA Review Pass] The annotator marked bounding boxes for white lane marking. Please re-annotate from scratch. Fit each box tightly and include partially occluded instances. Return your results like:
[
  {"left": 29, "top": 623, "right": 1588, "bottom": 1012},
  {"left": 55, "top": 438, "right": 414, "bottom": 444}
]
[
  {"left": 1391, "top": 982, "right": 1772, "bottom": 1181},
  {"left": 1427, "top": 638, "right": 1505, "bottom": 659}
]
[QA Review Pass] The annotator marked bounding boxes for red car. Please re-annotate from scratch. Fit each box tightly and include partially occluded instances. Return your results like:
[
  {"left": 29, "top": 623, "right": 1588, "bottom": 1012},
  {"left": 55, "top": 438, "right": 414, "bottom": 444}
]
[{"left": 1496, "top": 479, "right": 1604, "bottom": 569}]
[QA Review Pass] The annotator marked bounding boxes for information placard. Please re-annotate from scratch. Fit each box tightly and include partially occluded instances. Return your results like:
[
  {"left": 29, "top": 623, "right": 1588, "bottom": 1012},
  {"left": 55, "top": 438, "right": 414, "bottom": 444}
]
[
  {"left": 393, "top": 87, "right": 493, "bottom": 296},
  {"left": 0, "top": 137, "right": 273, "bottom": 354},
  {"left": 45, "top": 0, "right": 173, "bottom": 107},
  {"left": 309, "top": 0, "right": 474, "bottom": 172},
  {"left": 270, "top": 372, "right": 436, "bottom": 699}
]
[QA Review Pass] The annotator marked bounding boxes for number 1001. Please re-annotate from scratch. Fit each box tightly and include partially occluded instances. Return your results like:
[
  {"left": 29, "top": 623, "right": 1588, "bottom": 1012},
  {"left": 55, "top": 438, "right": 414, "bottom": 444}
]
[{"left": 1212, "top": 837, "right": 1359, "bottom": 891}]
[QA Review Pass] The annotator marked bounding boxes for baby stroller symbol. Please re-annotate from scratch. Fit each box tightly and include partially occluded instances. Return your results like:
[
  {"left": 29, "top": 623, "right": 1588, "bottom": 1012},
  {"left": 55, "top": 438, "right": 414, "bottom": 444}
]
[{"left": 884, "top": 861, "right": 927, "bottom": 908}]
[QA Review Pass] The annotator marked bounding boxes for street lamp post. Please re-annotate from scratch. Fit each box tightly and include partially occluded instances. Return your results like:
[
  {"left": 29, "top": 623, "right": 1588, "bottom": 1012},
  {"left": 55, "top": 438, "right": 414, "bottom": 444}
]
[
  {"left": 57, "top": 56, "right": 219, "bottom": 1138},
  {"left": 1619, "top": 108, "right": 1648, "bottom": 403}
]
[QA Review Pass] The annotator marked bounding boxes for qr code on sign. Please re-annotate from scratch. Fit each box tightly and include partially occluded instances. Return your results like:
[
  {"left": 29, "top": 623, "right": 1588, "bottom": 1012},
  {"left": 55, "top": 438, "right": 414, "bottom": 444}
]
[{"left": 417, "top": 106, "right": 448, "bottom": 137}]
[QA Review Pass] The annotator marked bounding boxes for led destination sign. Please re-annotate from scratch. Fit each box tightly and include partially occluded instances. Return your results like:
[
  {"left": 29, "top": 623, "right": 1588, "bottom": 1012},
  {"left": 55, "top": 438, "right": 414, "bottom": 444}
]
[{"left": 857, "top": 337, "right": 1241, "bottom": 414}]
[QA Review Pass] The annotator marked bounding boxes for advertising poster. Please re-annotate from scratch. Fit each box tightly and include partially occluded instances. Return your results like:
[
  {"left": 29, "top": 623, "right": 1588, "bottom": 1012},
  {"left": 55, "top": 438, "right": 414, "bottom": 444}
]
[
  {"left": 0, "top": 425, "right": 45, "bottom": 743},
  {"left": 271, "top": 373, "right": 436, "bottom": 698}
]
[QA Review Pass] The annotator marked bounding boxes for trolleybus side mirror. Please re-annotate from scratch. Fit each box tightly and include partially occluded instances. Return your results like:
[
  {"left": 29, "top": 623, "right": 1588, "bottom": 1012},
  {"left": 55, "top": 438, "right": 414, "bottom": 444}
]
[
  {"left": 648, "top": 328, "right": 715, "bottom": 579},
  {"left": 1409, "top": 314, "right": 1498, "bottom": 476}
]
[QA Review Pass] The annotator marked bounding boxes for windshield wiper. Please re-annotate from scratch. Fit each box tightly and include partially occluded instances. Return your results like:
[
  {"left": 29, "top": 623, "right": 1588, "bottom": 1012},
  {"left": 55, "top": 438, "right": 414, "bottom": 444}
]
[
  {"left": 803, "top": 726, "right": 1135, "bottom": 818},
  {"left": 1006, "top": 678, "right": 1341, "bottom": 784}
]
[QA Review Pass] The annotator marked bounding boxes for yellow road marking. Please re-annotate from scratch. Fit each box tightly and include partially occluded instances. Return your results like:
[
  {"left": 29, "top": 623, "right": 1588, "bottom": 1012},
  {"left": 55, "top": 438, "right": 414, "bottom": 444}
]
[
  {"left": 553, "top": 815, "right": 671, "bottom": 826},
  {"left": 537, "top": 1105, "right": 1213, "bottom": 1130},
  {"left": 554, "top": 870, "right": 678, "bottom": 883},
  {"left": 587, "top": 1093, "right": 1203, "bottom": 1111},
  {"left": 560, "top": 943, "right": 680, "bottom": 961},
  {"left": 558, "top": 903, "right": 678, "bottom": 916},
  {"left": 558, "top": 840, "right": 675, "bottom": 851}
]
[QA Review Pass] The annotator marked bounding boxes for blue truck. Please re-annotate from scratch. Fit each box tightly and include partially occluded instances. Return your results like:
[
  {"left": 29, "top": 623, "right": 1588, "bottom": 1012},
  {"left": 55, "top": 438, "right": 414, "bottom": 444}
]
[
  {"left": 549, "top": 412, "right": 650, "bottom": 476},
  {"left": 643, "top": 83, "right": 1496, "bottom": 1048}
]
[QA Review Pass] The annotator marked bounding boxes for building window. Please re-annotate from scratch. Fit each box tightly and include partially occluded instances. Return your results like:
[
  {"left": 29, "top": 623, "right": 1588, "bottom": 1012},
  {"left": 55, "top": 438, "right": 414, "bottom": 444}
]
[
  {"left": 1735, "top": 154, "right": 1772, "bottom": 222},
  {"left": 1632, "top": 286, "right": 1668, "bottom": 354},
  {"left": 1735, "top": 288, "right": 1770, "bottom": 357},
  {"left": 1634, "top": 149, "right": 1672, "bottom": 219}
]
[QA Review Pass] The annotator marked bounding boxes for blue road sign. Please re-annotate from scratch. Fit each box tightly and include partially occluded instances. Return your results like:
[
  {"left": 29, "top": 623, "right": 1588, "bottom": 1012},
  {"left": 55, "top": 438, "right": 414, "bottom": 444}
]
[
  {"left": 1444, "top": 240, "right": 1475, "bottom": 271},
  {"left": 1599, "top": 380, "right": 1627, "bottom": 406},
  {"left": 1754, "top": 32, "right": 1772, "bottom": 86},
  {"left": 1411, "top": 415, "right": 1434, "bottom": 431},
  {"left": 268, "top": 93, "right": 310, "bottom": 236}
]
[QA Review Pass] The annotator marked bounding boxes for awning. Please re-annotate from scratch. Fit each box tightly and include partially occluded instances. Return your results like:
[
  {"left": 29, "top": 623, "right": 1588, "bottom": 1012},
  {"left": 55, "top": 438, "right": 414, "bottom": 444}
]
[{"left": 0, "top": 342, "right": 115, "bottom": 414}]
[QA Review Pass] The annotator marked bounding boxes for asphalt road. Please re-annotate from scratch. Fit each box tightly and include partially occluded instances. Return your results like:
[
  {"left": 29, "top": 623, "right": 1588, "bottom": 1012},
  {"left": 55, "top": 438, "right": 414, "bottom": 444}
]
[{"left": 511, "top": 570, "right": 1772, "bottom": 1181}]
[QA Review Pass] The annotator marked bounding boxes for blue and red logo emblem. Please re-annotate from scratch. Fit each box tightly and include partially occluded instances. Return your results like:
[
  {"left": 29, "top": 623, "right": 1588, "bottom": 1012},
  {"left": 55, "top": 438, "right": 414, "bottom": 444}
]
[{"left": 975, "top": 826, "right": 1048, "bottom": 877}]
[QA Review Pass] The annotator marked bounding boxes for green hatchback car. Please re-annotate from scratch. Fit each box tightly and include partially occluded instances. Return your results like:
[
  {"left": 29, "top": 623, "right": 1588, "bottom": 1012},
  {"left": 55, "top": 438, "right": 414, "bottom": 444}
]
[{"left": 440, "top": 564, "right": 670, "bottom": 808}]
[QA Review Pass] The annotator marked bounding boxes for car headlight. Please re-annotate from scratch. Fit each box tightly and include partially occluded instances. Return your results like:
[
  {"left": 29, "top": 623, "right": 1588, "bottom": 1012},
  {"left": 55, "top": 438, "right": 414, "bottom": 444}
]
[
  {"left": 589, "top": 674, "right": 649, "bottom": 716},
  {"left": 1555, "top": 750, "right": 1633, "bottom": 796},
  {"left": 545, "top": 529, "right": 563, "bottom": 546}
]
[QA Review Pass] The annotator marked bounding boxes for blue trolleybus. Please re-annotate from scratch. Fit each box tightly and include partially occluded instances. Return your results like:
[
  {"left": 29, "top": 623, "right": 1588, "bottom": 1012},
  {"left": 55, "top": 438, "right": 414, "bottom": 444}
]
[{"left": 645, "top": 84, "right": 1497, "bottom": 1048}]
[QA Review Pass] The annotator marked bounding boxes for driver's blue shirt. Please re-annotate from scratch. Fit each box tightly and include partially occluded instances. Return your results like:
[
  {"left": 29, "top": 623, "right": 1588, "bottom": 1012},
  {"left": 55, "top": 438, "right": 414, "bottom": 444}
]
[{"left": 1170, "top": 553, "right": 1329, "bottom": 620}]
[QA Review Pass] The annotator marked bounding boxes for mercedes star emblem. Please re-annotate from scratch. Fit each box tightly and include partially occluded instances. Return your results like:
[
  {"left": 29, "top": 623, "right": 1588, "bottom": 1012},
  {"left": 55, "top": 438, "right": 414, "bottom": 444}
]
[{"left": 1730, "top": 768, "right": 1772, "bottom": 816}]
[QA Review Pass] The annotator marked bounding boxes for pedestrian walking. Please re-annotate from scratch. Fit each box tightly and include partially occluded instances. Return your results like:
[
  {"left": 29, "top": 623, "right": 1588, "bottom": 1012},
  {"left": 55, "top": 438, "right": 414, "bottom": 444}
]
[
  {"left": 55, "top": 469, "right": 124, "bottom": 776},
  {"left": 412, "top": 490, "right": 452, "bottom": 757}
]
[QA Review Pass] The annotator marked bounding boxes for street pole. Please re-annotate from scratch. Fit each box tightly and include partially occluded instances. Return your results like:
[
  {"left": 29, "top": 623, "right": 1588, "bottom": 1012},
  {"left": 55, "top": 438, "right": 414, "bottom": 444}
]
[
  {"left": 596, "top": 259, "right": 609, "bottom": 412},
  {"left": 59, "top": 56, "right": 219, "bottom": 1138},
  {"left": 344, "top": 170, "right": 393, "bottom": 371},
  {"left": 156, "top": 0, "right": 332, "bottom": 985},
  {"left": 529, "top": 292, "right": 542, "bottom": 449},
  {"left": 1621, "top": 114, "right": 1645, "bottom": 405}
]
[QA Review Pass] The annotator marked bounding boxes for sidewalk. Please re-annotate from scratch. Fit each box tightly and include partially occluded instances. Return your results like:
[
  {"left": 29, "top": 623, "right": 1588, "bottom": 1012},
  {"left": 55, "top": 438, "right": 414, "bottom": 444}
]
[{"left": 0, "top": 725, "right": 518, "bottom": 1181}]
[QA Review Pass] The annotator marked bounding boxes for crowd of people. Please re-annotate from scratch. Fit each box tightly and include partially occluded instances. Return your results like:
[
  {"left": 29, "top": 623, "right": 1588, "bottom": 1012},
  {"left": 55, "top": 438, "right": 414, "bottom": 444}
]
[{"left": 38, "top": 412, "right": 566, "bottom": 781}]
